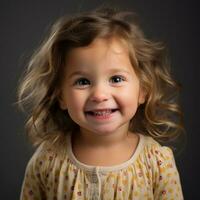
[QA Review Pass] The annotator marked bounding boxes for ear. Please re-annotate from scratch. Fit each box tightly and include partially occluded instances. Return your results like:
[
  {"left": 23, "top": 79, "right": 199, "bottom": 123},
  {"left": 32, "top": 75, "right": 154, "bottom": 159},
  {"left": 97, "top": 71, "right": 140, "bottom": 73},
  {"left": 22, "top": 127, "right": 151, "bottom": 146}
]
[
  {"left": 59, "top": 100, "right": 67, "bottom": 110},
  {"left": 58, "top": 94, "right": 67, "bottom": 110},
  {"left": 138, "top": 87, "right": 147, "bottom": 105}
]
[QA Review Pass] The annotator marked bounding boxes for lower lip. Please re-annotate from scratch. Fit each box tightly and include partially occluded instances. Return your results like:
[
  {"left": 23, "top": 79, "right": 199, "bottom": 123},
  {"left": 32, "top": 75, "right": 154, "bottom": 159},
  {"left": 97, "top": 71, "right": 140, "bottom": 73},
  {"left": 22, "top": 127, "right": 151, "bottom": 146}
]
[{"left": 85, "top": 110, "right": 118, "bottom": 120}]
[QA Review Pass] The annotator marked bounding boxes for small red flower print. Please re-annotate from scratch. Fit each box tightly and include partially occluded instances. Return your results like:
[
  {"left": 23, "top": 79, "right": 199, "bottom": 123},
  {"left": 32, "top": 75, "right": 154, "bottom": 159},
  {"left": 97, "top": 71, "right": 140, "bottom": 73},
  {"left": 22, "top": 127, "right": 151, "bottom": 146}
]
[
  {"left": 131, "top": 185, "right": 134, "bottom": 190},
  {"left": 49, "top": 156, "right": 53, "bottom": 161},
  {"left": 157, "top": 160, "right": 162, "bottom": 166},
  {"left": 28, "top": 190, "right": 33, "bottom": 196},
  {"left": 118, "top": 187, "right": 122, "bottom": 191},
  {"left": 155, "top": 150, "right": 159, "bottom": 154},
  {"left": 161, "top": 190, "right": 166, "bottom": 195},
  {"left": 77, "top": 191, "right": 82, "bottom": 196}
]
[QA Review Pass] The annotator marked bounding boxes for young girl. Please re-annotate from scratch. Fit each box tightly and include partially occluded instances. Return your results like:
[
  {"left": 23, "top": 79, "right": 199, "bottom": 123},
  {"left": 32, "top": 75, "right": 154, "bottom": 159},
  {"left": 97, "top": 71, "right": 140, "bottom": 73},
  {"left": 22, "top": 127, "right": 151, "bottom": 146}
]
[{"left": 18, "top": 7, "right": 184, "bottom": 200}]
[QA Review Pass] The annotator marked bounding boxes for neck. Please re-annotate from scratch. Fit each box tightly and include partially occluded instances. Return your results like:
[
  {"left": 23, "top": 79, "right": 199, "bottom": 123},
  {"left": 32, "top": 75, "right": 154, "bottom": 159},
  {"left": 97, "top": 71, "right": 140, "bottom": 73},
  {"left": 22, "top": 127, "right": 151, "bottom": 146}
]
[{"left": 73, "top": 125, "right": 131, "bottom": 149}]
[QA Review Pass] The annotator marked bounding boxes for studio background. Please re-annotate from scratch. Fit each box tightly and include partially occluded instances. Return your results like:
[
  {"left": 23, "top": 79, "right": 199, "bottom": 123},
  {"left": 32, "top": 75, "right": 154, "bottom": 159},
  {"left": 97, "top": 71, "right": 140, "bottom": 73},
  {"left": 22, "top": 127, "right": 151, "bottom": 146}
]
[{"left": 1, "top": 0, "right": 199, "bottom": 199}]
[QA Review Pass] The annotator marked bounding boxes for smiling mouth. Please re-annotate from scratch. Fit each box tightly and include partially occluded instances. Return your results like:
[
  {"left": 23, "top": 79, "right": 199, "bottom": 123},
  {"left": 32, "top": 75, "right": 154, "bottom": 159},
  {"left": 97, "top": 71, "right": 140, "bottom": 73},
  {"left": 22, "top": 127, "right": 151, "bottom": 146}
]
[{"left": 85, "top": 109, "right": 119, "bottom": 116}]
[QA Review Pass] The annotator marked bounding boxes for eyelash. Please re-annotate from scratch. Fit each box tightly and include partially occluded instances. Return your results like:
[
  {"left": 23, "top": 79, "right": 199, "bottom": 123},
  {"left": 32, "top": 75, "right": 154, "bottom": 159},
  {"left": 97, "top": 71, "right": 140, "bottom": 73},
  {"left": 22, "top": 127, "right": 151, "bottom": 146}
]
[{"left": 74, "top": 75, "right": 126, "bottom": 86}]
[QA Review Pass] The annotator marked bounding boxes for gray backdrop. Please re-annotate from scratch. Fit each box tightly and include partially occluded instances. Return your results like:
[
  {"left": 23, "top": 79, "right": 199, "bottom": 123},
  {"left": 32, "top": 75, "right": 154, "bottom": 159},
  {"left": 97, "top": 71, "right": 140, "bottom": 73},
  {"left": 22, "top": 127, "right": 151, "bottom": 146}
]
[{"left": 1, "top": 0, "right": 199, "bottom": 199}]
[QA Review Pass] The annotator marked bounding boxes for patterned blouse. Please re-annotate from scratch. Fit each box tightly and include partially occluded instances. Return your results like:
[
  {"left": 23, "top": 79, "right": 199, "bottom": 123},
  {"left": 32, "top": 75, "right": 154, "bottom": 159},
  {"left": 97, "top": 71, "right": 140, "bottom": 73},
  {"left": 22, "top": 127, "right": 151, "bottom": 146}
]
[{"left": 20, "top": 133, "right": 184, "bottom": 200}]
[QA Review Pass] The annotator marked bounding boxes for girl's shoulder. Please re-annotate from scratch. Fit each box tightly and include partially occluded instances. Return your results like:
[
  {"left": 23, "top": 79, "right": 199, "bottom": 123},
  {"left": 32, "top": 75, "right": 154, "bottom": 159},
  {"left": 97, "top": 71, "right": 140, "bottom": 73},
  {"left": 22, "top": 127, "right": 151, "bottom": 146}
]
[
  {"left": 21, "top": 138, "right": 69, "bottom": 195},
  {"left": 26, "top": 142, "right": 60, "bottom": 173},
  {"left": 25, "top": 135, "right": 70, "bottom": 176},
  {"left": 138, "top": 133, "right": 176, "bottom": 166},
  {"left": 140, "top": 133, "right": 174, "bottom": 153},
  {"left": 136, "top": 134, "right": 183, "bottom": 199}
]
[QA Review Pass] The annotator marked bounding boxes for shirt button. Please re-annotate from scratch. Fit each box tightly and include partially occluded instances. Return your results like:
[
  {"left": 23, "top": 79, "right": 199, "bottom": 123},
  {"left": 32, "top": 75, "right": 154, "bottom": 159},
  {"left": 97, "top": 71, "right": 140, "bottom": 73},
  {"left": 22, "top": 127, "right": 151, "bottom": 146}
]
[{"left": 92, "top": 175, "right": 98, "bottom": 183}]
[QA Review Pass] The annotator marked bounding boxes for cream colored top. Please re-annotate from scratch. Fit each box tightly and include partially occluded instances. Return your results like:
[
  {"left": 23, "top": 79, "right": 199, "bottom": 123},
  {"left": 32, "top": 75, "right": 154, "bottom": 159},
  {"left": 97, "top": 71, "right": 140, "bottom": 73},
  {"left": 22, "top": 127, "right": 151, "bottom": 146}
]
[{"left": 20, "top": 133, "right": 184, "bottom": 200}]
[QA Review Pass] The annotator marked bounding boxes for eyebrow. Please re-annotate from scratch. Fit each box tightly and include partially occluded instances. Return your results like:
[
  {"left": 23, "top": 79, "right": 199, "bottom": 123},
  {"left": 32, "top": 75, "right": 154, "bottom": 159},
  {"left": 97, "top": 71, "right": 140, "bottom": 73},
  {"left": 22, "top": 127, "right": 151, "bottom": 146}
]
[{"left": 68, "top": 68, "right": 131, "bottom": 79}]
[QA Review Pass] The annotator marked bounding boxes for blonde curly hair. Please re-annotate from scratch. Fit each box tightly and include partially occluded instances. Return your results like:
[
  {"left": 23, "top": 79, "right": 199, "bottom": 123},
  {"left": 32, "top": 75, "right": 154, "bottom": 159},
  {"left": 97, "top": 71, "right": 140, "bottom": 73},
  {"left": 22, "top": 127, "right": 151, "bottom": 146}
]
[{"left": 17, "top": 7, "right": 185, "bottom": 154}]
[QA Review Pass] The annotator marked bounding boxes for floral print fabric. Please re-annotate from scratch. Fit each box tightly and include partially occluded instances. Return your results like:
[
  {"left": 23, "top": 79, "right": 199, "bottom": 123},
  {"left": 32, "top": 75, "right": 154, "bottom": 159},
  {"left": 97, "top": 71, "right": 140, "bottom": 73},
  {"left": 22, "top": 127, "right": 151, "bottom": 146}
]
[{"left": 20, "top": 133, "right": 184, "bottom": 200}]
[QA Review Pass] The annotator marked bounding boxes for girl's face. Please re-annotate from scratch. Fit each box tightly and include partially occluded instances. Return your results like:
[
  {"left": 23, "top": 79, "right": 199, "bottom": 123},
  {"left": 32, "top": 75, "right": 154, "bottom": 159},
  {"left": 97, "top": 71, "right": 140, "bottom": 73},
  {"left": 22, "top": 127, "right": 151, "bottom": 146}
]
[{"left": 59, "top": 37, "right": 145, "bottom": 136}]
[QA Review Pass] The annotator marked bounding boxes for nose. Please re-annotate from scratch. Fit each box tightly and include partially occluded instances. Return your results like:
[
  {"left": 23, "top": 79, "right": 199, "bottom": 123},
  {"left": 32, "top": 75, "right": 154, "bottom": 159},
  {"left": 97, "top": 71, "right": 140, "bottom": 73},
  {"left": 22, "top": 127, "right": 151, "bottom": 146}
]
[{"left": 89, "top": 84, "right": 109, "bottom": 102}]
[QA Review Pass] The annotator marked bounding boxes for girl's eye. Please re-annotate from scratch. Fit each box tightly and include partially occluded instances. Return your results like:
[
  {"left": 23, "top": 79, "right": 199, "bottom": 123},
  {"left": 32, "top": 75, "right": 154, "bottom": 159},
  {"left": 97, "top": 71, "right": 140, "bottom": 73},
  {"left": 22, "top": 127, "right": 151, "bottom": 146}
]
[
  {"left": 110, "top": 75, "right": 125, "bottom": 83},
  {"left": 74, "top": 78, "right": 90, "bottom": 86}
]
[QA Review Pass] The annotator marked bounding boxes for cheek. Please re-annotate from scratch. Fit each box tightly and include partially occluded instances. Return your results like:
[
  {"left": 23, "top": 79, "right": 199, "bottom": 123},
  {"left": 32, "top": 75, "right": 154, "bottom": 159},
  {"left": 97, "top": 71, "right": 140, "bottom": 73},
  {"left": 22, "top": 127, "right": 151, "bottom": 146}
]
[
  {"left": 66, "top": 91, "right": 86, "bottom": 111},
  {"left": 117, "top": 86, "right": 140, "bottom": 111},
  {"left": 65, "top": 92, "right": 85, "bottom": 122}
]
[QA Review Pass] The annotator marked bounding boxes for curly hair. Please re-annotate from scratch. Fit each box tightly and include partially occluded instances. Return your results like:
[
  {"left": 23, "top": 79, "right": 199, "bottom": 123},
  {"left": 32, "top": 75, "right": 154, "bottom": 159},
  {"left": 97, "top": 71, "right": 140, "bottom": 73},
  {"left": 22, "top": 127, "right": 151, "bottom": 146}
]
[{"left": 17, "top": 7, "right": 185, "bottom": 153}]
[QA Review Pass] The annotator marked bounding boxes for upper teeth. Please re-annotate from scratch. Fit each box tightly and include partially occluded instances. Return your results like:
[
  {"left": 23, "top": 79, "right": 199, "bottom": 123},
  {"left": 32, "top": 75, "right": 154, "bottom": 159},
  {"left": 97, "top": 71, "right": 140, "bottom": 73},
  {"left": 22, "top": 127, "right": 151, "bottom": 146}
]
[{"left": 93, "top": 109, "right": 112, "bottom": 115}]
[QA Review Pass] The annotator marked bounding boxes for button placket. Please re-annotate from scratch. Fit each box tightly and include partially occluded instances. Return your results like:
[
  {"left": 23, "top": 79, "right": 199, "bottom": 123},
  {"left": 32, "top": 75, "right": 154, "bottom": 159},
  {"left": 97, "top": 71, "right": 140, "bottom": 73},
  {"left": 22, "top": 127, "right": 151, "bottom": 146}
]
[
  {"left": 88, "top": 167, "right": 102, "bottom": 200},
  {"left": 91, "top": 173, "right": 98, "bottom": 183}
]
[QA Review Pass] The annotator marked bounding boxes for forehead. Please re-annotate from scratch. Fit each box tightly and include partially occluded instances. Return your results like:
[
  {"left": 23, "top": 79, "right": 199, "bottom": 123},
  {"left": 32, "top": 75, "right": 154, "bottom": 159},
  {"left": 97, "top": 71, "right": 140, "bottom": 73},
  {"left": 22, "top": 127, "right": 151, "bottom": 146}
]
[{"left": 65, "top": 37, "right": 133, "bottom": 71}]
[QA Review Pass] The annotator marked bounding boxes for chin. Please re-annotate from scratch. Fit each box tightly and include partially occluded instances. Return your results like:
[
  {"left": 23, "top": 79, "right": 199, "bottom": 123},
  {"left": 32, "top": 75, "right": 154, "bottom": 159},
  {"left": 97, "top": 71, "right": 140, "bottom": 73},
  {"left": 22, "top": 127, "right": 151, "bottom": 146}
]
[{"left": 88, "top": 126, "right": 120, "bottom": 136}]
